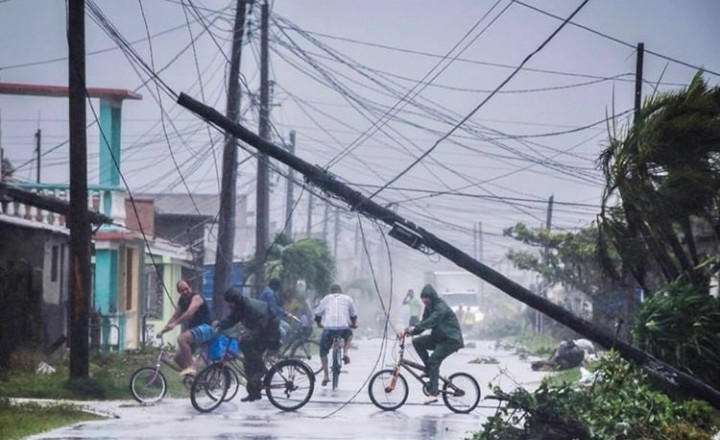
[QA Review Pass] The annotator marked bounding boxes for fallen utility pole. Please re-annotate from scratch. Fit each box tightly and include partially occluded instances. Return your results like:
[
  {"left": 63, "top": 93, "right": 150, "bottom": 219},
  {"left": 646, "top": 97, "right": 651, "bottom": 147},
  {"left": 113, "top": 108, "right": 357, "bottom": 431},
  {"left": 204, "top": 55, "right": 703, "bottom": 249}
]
[{"left": 176, "top": 92, "right": 720, "bottom": 409}]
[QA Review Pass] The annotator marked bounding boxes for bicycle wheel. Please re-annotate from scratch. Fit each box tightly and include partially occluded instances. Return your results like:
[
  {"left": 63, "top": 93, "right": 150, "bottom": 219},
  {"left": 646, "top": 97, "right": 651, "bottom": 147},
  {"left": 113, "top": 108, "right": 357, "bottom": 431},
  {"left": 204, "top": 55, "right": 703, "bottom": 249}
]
[
  {"left": 288, "top": 339, "right": 322, "bottom": 375},
  {"left": 331, "top": 345, "right": 342, "bottom": 390},
  {"left": 223, "top": 366, "right": 242, "bottom": 402},
  {"left": 368, "top": 369, "right": 408, "bottom": 411},
  {"left": 129, "top": 367, "right": 167, "bottom": 404},
  {"left": 190, "top": 364, "right": 231, "bottom": 413},
  {"left": 265, "top": 359, "right": 314, "bottom": 411},
  {"left": 441, "top": 372, "right": 480, "bottom": 413}
]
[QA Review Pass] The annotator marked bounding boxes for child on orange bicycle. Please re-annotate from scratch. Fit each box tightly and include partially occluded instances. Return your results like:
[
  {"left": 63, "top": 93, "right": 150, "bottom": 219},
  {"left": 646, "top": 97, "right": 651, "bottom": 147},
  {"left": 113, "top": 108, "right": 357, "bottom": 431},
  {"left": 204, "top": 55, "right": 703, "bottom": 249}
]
[{"left": 403, "top": 283, "right": 464, "bottom": 404}]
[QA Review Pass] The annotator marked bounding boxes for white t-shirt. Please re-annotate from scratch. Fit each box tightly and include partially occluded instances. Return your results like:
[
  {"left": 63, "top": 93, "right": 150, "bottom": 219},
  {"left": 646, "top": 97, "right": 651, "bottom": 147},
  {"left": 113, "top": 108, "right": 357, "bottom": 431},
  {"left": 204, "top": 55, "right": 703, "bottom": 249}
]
[{"left": 314, "top": 293, "right": 357, "bottom": 329}]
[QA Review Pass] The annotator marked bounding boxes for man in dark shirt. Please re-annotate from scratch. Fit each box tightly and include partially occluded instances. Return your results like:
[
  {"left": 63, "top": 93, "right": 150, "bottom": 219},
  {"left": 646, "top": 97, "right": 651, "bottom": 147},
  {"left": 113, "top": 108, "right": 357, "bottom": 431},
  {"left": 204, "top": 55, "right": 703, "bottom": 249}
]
[
  {"left": 159, "top": 279, "right": 213, "bottom": 376},
  {"left": 214, "top": 287, "right": 281, "bottom": 402}
]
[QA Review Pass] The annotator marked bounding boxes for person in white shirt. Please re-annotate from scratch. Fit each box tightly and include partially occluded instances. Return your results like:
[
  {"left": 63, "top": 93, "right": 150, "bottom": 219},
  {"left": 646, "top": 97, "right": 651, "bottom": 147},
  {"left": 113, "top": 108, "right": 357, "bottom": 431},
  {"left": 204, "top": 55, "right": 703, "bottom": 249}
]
[{"left": 314, "top": 283, "right": 358, "bottom": 386}]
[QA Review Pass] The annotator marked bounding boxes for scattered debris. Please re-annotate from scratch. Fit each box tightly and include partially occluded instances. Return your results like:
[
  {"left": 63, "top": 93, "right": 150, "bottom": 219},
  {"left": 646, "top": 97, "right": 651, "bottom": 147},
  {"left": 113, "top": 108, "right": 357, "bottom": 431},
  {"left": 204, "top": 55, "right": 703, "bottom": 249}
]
[
  {"left": 36, "top": 362, "right": 56, "bottom": 375},
  {"left": 469, "top": 355, "right": 499, "bottom": 365}
]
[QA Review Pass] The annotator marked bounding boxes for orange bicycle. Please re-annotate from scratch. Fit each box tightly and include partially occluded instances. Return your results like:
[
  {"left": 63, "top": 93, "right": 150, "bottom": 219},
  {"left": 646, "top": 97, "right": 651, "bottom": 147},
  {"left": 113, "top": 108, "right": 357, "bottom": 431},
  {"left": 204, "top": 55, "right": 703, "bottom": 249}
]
[{"left": 368, "top": 333, "right": 480, "bottom": 413}]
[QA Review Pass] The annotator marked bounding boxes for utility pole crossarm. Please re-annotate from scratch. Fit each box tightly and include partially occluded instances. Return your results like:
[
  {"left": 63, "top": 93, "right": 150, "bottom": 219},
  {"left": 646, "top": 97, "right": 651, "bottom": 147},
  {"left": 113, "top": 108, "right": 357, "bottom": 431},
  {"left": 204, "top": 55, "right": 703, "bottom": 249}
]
[{"left": 176, "top": 91, "right": 720, "bottom": 409}]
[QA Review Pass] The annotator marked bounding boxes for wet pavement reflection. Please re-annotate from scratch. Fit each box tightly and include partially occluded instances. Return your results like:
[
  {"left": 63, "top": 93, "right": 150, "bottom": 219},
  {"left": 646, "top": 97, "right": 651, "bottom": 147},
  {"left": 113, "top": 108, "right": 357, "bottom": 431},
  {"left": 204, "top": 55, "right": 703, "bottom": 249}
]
[{"left": 26, "top": 337, "right": 549, "bottom": 440}]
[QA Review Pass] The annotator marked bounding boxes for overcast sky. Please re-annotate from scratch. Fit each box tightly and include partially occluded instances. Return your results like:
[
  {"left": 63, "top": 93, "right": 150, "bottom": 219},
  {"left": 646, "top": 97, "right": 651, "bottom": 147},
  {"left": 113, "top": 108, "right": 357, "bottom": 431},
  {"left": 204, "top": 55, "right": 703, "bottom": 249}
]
[{"left": 1, "top": 0, "right": 719, "bottom": 284}]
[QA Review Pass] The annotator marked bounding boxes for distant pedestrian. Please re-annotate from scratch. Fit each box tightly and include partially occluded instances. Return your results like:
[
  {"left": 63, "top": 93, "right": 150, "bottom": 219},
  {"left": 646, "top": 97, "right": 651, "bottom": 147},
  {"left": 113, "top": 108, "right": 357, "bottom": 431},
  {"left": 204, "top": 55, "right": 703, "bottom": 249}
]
[{"left": 402, "top": 288, "right": 422, "bottom": 326}]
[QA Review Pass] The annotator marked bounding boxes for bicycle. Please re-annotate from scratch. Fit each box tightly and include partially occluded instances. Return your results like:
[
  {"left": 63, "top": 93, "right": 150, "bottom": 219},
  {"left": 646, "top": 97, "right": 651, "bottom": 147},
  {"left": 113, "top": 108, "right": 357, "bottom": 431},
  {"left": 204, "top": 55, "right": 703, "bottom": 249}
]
[
  {"left": 128, "top": 336, "right": 207, "bottom": 404},
  {"left": 367, "top": 333, "right": 481, "bottom": 413},
  {"left": 277, "top": 315, "right": 323, "bottom": 375},
  {"left": 330, "top": 334, "right": 346, "bottom": 390},
  {"left": 190, "top": 332, "right": 315, "bottom": 413}
]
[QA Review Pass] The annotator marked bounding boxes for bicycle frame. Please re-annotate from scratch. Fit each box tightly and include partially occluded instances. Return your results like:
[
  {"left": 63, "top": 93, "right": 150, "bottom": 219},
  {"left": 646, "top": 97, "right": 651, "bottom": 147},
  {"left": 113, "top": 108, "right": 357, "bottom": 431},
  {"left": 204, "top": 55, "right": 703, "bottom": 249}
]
[{"left": 385, "top": 334, "right": 464, "bottom": 397}]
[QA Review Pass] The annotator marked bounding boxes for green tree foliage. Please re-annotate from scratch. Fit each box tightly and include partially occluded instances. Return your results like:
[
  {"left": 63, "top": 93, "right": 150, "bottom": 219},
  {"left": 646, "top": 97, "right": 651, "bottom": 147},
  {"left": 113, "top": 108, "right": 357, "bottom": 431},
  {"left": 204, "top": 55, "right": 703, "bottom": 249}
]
[
  {"left": 1, "top": 157, "right": 14, "bottom": 181},
  {"left": 598, "top": 72, "right": 720, "bottom": 294},
  {"left": 476, "top": 351, "right": 719, "bottom": 440},
  {"left": 503, "top": 223, "right": 637, "bottom": 333},
  {"left": 263, "top": 233, "right": 335, "bottom": 299},
  {"left": 633, "top": 280, "right": 720, "bottom": 390}
]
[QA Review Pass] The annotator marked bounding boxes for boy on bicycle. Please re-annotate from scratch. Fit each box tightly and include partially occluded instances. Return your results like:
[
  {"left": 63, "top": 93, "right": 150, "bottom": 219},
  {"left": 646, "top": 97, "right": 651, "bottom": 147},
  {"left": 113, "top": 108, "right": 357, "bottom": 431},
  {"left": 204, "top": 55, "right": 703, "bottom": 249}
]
[
  {"left": 404, "top": 283, "right": 464, "bottom": 404},
  {"left": 314, "top": 283, "right": 358, "bottom": 386}
]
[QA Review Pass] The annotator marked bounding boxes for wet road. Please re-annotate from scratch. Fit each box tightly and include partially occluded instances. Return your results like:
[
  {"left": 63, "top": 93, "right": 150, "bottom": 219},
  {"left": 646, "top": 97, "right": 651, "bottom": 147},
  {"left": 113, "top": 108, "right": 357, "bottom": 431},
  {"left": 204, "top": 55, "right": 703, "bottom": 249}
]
[{"left": 27, "top": 337, "right": 548, "bottom": 440}]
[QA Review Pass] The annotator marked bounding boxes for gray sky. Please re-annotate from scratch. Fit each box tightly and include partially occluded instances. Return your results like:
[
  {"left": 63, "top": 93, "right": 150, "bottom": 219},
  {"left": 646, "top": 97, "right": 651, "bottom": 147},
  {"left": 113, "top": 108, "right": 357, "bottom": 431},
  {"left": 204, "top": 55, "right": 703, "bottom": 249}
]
[{"left": 1, "top": 0, "right": 719, "bottom": 282}]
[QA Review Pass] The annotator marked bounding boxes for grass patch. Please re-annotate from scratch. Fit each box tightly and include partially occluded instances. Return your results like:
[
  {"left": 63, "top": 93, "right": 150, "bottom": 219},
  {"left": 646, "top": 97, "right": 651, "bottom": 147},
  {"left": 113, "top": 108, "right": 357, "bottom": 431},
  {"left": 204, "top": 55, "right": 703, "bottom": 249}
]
[
  {"left": 543, "top": 366, "right": 581, "bottom": 386},
  {"left": 0, "top": 345, "right": 191, "bottom": 400},
  {"left": 0, "top": 398, "right": 102, "bottom": 439}
]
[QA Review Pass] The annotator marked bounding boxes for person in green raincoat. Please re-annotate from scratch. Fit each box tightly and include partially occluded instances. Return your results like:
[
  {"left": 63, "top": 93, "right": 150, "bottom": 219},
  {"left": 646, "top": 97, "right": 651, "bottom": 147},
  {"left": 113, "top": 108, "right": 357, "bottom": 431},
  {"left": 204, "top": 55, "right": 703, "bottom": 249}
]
[{"left": 404, "top": 283, "right": 465, "bottom": 404}]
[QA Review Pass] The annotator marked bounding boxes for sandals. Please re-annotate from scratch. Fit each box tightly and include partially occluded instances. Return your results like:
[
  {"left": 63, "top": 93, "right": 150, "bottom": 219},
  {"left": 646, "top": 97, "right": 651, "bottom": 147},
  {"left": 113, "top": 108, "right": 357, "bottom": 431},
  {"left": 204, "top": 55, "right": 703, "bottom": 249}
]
[
  {"left": 321, "top": 378, "right": 330, "bottom": 386},
  {"left": 342, "top": 355, "right": 350, "bottom": 364}
]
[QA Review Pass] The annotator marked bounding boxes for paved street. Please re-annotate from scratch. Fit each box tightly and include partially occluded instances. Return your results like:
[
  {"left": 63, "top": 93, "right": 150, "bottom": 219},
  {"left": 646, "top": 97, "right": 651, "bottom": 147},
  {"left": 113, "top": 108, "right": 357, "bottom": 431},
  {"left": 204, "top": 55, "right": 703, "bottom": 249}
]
[{"left": 27, "top": 337, "right": 549, "bottom": 440}]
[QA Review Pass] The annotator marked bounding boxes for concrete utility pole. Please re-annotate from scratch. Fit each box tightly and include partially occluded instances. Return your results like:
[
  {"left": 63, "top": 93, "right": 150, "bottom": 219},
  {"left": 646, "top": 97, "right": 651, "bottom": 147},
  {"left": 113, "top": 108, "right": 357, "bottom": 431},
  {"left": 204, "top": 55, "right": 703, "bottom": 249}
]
[
  {"left": 68, "top": 0, "right": 91, "bottom": 378},
  {"left": 306, "top": 193, "right": 313, "bottom": 238},
  {"left": 283, "top": 130, "right": 296, "bottom": 238},
  {"left": 35, "top": 129, "right": 41, "bottom": 183},
  {"left": 333, "top": 206, "right": 340, "bottom": 256},
  {"left": 254, "top": 0, "right": 270, "bottom": 297},
  {"left": 322, "top": 201, "right": 329, "bottom": 242},
  {"left": 213, "top": 0, "right": 247, "bottom": 317},
  {"left": 537, "top": 195, "right": 554, "bottom": 334}
]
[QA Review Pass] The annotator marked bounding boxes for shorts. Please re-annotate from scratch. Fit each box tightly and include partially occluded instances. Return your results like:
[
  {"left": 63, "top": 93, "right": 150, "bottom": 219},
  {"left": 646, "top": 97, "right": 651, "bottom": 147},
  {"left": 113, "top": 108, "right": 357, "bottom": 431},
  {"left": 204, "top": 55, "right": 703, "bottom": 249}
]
[
  {"left": 189, "top": 324, "right": 215, "bottom": 347},
  {"left": 320, "top": 328, "right": 352, "bottom": 357}
]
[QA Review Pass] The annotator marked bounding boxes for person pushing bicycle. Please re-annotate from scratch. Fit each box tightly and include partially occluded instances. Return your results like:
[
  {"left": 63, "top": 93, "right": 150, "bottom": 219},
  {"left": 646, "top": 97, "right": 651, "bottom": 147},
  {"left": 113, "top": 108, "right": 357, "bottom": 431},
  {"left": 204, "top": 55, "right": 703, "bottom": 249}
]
[
  {"left": 314, "top": 283, "right": 358, "bottom": 387},
  {"left": 403, "top": 283, "right": 464, "bottom": 405},
  {"left": 214, "top": 287, "right": 282, "bottom": 402}
]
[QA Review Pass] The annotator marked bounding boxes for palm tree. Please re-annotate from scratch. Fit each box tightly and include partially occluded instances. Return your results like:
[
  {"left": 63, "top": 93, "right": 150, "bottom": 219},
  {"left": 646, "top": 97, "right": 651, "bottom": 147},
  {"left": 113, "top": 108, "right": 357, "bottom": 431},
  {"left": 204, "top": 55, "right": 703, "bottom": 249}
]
[{"left": 598, "top": 72, "right": 720, "bottom": 294}]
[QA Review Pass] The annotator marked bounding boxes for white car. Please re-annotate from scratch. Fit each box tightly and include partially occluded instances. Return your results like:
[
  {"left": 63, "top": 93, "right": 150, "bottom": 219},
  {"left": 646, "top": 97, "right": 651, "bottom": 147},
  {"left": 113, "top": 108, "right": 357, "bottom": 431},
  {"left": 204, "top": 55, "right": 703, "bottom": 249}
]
[{"left": 440, "top": 292, "right": 484, "bottom": 325}]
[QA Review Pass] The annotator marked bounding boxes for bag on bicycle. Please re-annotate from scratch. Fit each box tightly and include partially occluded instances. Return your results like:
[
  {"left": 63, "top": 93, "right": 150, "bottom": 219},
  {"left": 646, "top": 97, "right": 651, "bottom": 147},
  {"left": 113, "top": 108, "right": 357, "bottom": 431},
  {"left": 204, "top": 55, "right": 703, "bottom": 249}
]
[{"left": 209, "top": 334, "right": 240, "bottom": 361}]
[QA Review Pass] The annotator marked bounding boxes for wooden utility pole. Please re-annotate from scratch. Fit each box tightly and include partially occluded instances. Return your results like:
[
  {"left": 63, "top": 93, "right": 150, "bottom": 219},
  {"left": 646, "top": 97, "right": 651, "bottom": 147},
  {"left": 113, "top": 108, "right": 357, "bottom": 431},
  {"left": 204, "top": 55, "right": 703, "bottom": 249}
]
[
  {"left": 634, "top": 42, "right": 644, "bottom": 121},
  {"left": 35, "top": 129, "right": 41, "bottom": 183},
  {"left": 68, "top": 0, "right": 91, "bottom": 378},
  {"left": 254, "top": 0, "right": 270, "bottom": 297},
  {"left": 213, "top": 0, "right": 247, "bottom": 317},
  {"left": 284, "top": 130, "right": 295, "bottom": 238}
]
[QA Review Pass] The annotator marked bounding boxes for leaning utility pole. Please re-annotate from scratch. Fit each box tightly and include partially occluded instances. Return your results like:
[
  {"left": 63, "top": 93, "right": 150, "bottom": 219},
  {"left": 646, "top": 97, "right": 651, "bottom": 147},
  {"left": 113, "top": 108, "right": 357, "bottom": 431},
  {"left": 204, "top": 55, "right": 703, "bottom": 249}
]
[
  {"left": 176, "top": 93, "right": 720, "bottom": 409},
  {"left": 254, "top": 0, "right": 270, "bottom": 297},
  {"left": 283, "top": 130, "right": 296, "bottom": 238},
  {"left": 68, "top": 0, "right": 91, "bottom": 378},
  {"left": 213, "top": 0, "right": 247, "bottom": 317}
]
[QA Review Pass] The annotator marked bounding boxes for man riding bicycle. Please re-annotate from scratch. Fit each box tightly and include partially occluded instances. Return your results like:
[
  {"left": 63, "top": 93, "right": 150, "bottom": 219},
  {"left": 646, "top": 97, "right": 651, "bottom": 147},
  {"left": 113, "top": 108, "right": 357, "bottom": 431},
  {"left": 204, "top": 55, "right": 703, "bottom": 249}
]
[
  {"left": 314, "top": 283, "right": 357, "bottom": 387},
  {"left": 214, "top": 287, "right": 281, "bottom": 402},
  {"left": 403, "top": 283, "right": 464, "bottom": 404},
  {"left": 159, "top": 279, "right": 213, "bottom": 377}
]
